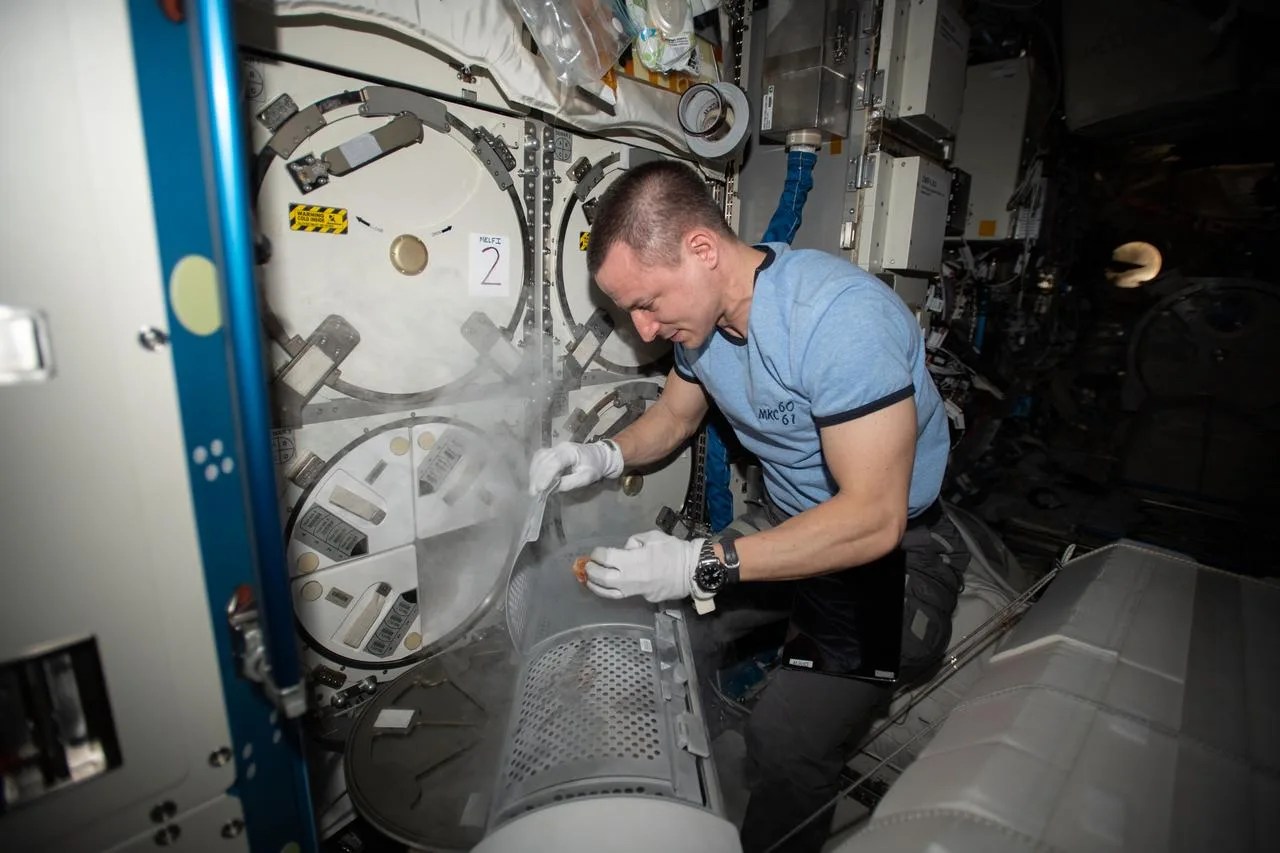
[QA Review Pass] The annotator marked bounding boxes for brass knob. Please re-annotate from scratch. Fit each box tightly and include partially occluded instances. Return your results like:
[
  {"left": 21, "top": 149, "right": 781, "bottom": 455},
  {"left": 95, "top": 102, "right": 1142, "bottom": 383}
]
[{"left": 390, "top": 234, "right": 429, "bottom": 276}]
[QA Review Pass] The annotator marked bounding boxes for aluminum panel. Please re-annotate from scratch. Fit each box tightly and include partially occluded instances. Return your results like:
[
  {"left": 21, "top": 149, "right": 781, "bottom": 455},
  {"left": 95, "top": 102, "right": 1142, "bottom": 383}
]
[
  {"left": 0, "top": 2, "right": 240, "bottom": 849},
  {"left": 885, "top": 0, "right": 969, "bottom": 139}
]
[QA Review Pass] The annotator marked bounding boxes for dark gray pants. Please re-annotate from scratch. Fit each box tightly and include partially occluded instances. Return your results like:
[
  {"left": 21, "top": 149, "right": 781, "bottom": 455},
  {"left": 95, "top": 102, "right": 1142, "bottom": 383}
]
[{"left": 697, "top": 502, "right": 969, "bottom": 853}]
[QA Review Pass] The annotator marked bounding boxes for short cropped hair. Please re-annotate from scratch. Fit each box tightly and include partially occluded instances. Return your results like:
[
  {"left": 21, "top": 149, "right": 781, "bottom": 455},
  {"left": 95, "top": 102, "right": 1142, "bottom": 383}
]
[{"left": 586, "top": 160, "right": 734, "bottom": 275}]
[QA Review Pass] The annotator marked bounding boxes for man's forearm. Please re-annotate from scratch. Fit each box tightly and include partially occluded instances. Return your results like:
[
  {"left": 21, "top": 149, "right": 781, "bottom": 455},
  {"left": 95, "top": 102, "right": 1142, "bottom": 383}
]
[
  {"left": 612, "top": 404, "right": 700, "bottom": 469},
  {"left": 724, "top": 494, "right": 905, "bottom": 582}
]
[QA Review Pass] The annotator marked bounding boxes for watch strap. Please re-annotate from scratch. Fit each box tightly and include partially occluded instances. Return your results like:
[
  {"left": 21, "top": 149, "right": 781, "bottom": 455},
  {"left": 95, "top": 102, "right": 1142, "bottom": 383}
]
[{"left": 720, "top": 538, "right": 741, "bottom": 586}]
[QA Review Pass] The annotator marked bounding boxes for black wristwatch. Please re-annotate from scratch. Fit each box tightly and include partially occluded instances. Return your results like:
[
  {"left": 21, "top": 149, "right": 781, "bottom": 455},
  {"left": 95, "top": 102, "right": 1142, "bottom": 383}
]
[{"left": 694, "top": 538, "right": 741, "bottom": 595}]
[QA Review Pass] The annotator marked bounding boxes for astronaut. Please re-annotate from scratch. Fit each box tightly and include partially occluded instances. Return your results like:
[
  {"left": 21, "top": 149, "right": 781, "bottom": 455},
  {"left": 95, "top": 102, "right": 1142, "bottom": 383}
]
[{"left": 530, "top": 160, "right": 968, "bottom": 852}]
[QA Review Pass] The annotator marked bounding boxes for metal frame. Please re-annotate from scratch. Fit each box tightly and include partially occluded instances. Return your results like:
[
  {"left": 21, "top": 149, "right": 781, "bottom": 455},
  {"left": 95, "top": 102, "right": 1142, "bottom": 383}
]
[{"left": 125, "top": 0, "right": 316, "bottom": 849}]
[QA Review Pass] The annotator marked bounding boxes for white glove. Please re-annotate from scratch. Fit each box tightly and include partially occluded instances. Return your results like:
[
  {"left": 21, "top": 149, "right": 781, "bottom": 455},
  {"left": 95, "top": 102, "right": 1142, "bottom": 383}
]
[
  {"left": 585, "top": 530, "right": 707, "bottom": 603},
  {"left": 528, "top": 440, "right": 624, "bottom": 495}
]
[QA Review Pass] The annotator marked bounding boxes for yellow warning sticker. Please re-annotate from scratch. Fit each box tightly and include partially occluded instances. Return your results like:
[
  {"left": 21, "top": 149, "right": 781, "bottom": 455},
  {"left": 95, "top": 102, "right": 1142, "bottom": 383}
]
[
  {"left": 289, "top": 203, "right": 349, "bottom": 235},
  {"left": 579, "top": 231, "right": 590, "bottom": 251}
]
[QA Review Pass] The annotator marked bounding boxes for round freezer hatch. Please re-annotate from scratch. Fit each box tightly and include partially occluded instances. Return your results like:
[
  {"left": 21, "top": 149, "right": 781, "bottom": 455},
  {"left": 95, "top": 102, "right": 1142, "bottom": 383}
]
[
  {"left": 285, "top": 416, "right": 522, "bottom": 670},
  {"left": 253, "top": 74, "right": 531, "bottom": 404},
  {"left": 552, "top": 146, "right": 672, "bottom": 374}
]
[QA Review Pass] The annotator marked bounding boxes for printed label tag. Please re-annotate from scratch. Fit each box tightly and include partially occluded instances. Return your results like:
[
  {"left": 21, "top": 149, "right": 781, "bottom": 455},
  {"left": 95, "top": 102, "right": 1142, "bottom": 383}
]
[
  {"left": 761, "top": 85, "right": 775, "bottom": 132},
  {"left": 289, "top": 203, "right": 348, "bottom": 234},
  {"left": 325, "top": 587, "right": 353, "bottom": 608},
  {"left": 553, "top": 129, "right": 573, "bottom": 162},
  {"left": 417, "top": 428, "right": 470, "bottom": 496},
  {"left": 296, "top": 505, "right": 368, "bottom": 561},
  {"left": 364, "top": 593, "right": 419, "bottom": 658},
  {"left": 272, "top": 429, "right": 296, "bottom": 464},
  {"left": 469, "top": 234, "right": 510, "bottom": 298}
]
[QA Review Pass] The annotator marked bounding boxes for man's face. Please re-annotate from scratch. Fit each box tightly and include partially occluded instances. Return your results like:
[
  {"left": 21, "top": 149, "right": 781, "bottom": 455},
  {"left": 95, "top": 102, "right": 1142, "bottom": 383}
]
[{"left": 594, "top": 240, "right": 720, "bottom": 349}]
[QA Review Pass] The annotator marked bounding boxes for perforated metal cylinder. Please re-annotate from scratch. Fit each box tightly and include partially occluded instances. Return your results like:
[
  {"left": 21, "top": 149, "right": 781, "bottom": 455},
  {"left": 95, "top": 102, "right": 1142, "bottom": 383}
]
[
  {"left": 492, "top": 625, "right": 698, "bottom": 824},
  {"left": 493, "top": 540, "right": 720, "bottom": 827}
]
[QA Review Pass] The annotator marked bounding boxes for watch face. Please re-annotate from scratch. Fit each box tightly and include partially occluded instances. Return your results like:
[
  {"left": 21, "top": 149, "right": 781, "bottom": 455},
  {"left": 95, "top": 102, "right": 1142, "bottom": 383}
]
[{"left": 695, "top": 561, "right": 727, "bottom": 592}]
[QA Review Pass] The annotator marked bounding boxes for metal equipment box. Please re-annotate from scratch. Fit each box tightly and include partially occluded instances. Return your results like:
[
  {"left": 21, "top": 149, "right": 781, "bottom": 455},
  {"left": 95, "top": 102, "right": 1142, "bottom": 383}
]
[
  {"left": 759, "top": 0, "right": 857, "bottom": 141},
  {"left": 874, "top": 155, "right": 951, "bottom": 275},
  {"left": 951, "top": 57, "right": 1033, "bottom": 241},
  {"left": 884, "top": 0, "right": 969, "bottom": 140}
]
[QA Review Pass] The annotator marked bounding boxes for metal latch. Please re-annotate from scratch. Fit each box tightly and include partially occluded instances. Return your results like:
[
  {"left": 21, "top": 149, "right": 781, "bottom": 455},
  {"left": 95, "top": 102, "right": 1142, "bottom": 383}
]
[
  {"left": 857, "top": 68, "right": 885, "bottom": 108},
  {"left": 226, "top": 585, "right": 307, "bottom": 718}
]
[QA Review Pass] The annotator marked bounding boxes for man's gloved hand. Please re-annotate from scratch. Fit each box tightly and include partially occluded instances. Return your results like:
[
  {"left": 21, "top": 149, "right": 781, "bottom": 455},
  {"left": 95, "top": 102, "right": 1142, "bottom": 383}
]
[
  {"left": 528, "top": 440, "right": 624, "bottom": 495},
  {"left": 585, "top": 530, "right": 708, "bottom": 603}
]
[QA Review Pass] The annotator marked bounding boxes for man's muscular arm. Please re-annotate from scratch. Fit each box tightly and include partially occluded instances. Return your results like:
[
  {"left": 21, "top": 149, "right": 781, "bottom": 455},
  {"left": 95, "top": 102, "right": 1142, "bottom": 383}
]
[
  {"left": 724, "top": 396, "right": 916, "bottom": 580},
  {"left": 612, "top": 368, "right": 709, "bottom": 468}
]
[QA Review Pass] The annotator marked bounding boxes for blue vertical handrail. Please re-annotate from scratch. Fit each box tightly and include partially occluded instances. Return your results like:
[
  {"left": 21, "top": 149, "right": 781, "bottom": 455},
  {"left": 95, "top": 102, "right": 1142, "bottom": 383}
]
[{"left": 189, "top": 0, "right": 301, "bottom": 689}]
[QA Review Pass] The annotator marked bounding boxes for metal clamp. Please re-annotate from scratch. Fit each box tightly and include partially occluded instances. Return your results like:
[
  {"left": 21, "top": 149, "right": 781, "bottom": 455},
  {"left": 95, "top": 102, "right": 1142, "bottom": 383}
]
[{"left": 226, "top": 587, "right": 307, "bottom": 719}]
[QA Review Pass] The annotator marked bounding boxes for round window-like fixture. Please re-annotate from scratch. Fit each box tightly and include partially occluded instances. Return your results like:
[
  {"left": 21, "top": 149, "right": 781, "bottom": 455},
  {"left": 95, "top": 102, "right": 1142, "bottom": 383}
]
[{"left": 1106, "top": 241, "right": 1163, "bottom": 288}]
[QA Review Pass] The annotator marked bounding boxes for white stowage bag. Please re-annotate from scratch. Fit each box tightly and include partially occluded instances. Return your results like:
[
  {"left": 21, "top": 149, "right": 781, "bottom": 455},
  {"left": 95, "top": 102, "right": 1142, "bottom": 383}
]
[{"left": 263, "top": 0, "right": 692, "bottom": 152}]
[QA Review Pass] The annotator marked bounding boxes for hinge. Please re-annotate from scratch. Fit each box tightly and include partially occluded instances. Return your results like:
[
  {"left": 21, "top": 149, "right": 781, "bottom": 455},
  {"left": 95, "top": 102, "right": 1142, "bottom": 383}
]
[{"left": 848, "top": 154, "right": 877, "bottom": 190}]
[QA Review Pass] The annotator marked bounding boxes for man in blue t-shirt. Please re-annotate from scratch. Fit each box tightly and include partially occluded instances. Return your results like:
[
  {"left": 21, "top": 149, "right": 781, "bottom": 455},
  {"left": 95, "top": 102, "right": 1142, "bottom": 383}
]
[{"left": 529, "top": 160, "right": 969, "bottom": 852}]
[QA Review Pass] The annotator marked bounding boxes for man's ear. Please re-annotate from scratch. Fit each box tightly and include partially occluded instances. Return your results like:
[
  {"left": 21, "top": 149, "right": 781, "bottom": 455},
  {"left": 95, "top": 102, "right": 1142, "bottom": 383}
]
[{"left": 686, "top": 228, "right": 720, "bottom": 269}]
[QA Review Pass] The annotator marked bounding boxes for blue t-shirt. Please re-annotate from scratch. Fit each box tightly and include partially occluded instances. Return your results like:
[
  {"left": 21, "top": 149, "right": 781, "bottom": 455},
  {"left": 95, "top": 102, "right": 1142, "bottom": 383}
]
[{"left": 674, "top": 243, "right": 948, "bottom": 519}]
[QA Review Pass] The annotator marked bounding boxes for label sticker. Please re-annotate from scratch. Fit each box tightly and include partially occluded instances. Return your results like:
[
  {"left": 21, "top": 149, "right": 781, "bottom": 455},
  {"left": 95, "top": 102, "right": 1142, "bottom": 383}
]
[
  {"left": 417, "top": 428, "right": 469, "bottom": 496},
  {"left": 241, "top": 59, "right": 265, "bottom": 107},
  {"left": 272, "top": 429, "right": 296, "bottom": 464},
  {"left": 364, "top": 593, "right": 419, "bottom": 658},
  {"left": 919, "top": 171, "right": 946, "bottom": 198},
  {"left": 579, "top": 231, "right": 590, "bottom": 251},
  {"left": 364, "top": 459, "right": 387, "bottom": 484},
  {"left": 469, "top": 234, "right": 510, "bottom": 298},
  {"left": 761, "top": 85, "right": 775, "bottom": 132},
  {"left": 325, "top": 587, "right": 353, "bottom": 608},
  {"left": 553, "top": 129, "right": 573, "bottom": 162},
  {"left": 639, "top": 638, "right": 653, "bottom": 653},
  {"left": 289, "top": 203, "right": 349, "bottom": 234},
  {"left": 787, "top": 658, "right": 813, "bottom": 669},
  {"left": 296, "top": 505, "right": 368, "bottom": 561},
  {"left": 374, "top": 708, "right": 415, "bottom": 729}
]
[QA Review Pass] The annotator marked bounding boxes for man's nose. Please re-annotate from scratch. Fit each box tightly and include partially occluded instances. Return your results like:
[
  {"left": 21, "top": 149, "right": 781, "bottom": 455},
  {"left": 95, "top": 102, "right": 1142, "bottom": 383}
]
[{"left": 631, "top": 310, "right": 660, "bottom": 342}]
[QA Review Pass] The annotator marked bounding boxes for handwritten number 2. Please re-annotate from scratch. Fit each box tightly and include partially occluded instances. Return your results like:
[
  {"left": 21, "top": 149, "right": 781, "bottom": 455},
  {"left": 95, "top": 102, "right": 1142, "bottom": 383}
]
[{"left": 481, "top": 246, "right": 501, "bottom": 286}]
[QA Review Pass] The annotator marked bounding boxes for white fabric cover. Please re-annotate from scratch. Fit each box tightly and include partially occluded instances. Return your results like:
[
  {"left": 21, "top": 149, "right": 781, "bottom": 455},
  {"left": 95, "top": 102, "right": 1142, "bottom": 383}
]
[{"left": 262, "top": 0, "right": 692, "bottom": 152}]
